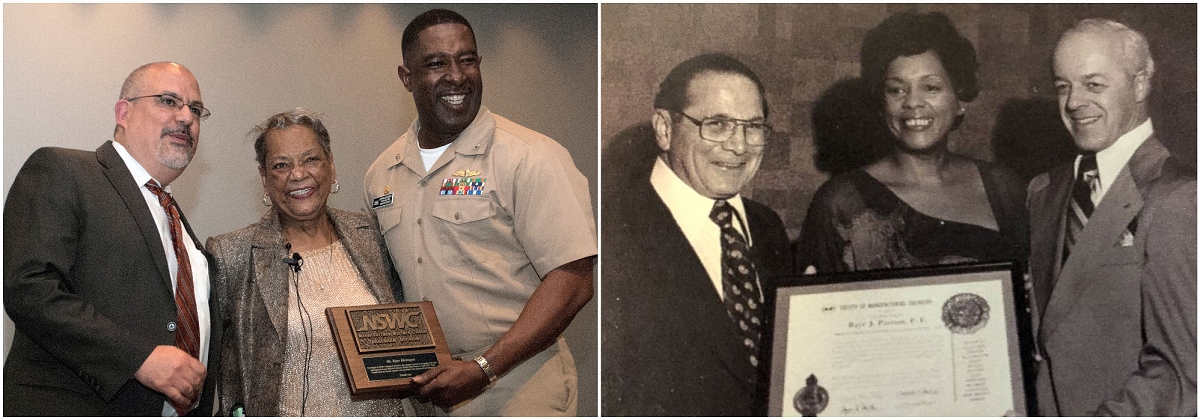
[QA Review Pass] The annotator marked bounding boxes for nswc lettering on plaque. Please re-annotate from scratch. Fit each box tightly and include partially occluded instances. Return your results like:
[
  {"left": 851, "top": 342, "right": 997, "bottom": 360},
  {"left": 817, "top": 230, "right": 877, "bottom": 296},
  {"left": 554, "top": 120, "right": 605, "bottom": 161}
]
[{"left": 347, "top": 307, "right": 435, "bottom": 353}]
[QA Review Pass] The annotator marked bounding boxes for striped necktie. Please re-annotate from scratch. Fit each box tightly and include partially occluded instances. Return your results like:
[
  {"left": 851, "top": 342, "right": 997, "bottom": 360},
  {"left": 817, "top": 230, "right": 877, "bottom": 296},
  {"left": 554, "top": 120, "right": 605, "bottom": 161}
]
[
  {"left": 710, "top": 200, "right": 764, "bottom": 384},
  {"left": 145, "top": 180, "right": 201, "bottom": 359},
  {"left": 1063, "top": 154, "right": 1100, "bottom": 264}
]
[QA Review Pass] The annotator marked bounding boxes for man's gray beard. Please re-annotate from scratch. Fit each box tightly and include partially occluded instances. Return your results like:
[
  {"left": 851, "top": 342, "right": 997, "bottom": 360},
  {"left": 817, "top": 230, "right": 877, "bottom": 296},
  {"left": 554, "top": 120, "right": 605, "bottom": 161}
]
[{"left": 157, "top": 143, "right": 194, "bottom": 170}]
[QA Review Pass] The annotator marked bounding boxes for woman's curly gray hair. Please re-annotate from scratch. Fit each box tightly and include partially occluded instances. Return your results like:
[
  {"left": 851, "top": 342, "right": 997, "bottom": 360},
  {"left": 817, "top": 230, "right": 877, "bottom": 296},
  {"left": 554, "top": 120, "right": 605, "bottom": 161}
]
[{"left": 251, "top": 108, "right": 331, "bottom": 169}]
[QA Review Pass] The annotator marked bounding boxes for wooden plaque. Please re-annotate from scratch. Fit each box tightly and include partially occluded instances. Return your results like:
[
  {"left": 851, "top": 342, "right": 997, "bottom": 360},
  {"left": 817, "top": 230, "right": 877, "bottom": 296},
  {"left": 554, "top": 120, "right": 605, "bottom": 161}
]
[{"left": 325, "top": 301, "right": 452, "bottom": 396}]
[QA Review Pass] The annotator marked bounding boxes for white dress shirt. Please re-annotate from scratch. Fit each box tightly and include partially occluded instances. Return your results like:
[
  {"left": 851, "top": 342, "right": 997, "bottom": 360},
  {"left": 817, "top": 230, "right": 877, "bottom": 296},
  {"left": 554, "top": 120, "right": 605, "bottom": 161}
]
[
  {"left": 1076, "top": 119, "right": 1153, "bottom": 202},
  {"left": 650, "top": 157, "right": 758, "bottom": 300},
  {"left": 112, "top": 142, "right": 211, "bottom": 417}
]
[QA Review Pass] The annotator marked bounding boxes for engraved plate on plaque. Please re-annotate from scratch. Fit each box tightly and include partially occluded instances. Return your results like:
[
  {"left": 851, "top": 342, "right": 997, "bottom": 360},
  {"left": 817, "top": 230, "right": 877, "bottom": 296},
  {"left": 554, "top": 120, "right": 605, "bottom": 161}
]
[
  {"left": 347, "top": 306, "right": 436, "bottom": 353},
  {"left": 326, "top": 301, "right": 452, "bottom": 396}
]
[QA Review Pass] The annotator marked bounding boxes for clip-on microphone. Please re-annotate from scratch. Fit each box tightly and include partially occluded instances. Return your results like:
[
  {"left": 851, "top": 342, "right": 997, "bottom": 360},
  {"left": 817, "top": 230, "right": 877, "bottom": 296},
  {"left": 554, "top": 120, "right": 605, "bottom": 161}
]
[{"left": 283, "top": 243, "right": 303, "bottom": 272}]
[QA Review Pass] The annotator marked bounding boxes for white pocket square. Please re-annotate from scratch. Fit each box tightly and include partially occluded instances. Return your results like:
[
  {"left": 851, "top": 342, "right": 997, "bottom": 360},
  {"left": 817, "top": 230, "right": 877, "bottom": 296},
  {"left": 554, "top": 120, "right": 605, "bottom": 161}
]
[{"left": 1118, "top": 231, "right": 1135, "bottom": 247}]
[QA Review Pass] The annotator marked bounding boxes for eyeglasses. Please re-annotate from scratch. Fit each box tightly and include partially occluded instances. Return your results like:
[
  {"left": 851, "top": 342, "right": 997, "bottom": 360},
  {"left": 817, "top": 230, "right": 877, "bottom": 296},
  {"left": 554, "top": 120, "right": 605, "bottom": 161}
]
[
  {"left": 673, "top": 111, "right": 772, "bottom": 146},
  {"left": 126, "top": 94, "right": 211, "bottom": 121}
]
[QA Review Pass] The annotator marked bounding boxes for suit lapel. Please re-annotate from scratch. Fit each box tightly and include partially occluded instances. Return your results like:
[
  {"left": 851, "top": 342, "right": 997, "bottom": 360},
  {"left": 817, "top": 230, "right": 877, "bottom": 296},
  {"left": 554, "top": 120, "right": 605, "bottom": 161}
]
[
  {"left": 178, "top": 210, "right": 206, "bottom": 255},
  {"left": 330, "top": 209, "right": 394, "bottom": 304},
  {"left": 1041, "top": 164, "right": 1143, "bottom": 341},
  {"left": 638, "top": 182, "right": 755, "bottom": 387},
  {"left": 249, "top": 212, "right": 290, "bottom": 337},
  {"left": 96, "top": 142, "right": 174, "bottom": 291},
  {"left": 1029, "top": 164, "right": 1073, "bottom": 320},
  {"left": 745, "top": 200, "right": 788, "bottom": 283},
  {"left": 1127, "top": 135, "right": 1169, "bottom": 195}
]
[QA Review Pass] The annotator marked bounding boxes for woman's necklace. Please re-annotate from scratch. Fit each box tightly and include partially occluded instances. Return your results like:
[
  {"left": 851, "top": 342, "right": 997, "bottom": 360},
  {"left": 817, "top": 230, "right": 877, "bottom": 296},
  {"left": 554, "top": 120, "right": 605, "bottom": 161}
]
[
  {"left": 301, "top": 241, "right": 337, "bottom": 291},
  {"left": 284, "top": 219, "right": 338, "bottom": 291}
]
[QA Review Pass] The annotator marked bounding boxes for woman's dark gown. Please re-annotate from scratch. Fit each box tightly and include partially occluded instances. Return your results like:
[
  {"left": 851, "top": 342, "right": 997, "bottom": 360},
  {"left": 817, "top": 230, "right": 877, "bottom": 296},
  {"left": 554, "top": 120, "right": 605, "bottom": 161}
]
[{"left": 795, "top": 161, "right": 1028, "bottom": 273}]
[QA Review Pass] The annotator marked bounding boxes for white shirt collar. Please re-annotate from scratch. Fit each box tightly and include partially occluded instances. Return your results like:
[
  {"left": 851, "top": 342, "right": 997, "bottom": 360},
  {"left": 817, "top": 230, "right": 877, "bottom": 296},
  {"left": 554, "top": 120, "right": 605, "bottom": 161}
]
[
  {"left": 112, "top": 141, "right": 169, "bottom": 192},
  {"left": 1077, "top": 118, "right": 1152, "bottom": 199},
  {"left": 649, "top": 156, "right": 750, "bottom": 240},
  {"left": 650, "top": 156, "right": 756, "bottom": 300}
]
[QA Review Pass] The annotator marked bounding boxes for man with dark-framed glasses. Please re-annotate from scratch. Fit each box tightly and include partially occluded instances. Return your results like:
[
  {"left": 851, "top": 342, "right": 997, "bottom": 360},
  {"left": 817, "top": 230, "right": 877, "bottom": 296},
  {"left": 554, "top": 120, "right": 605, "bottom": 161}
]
[
  {"left": 5, "top": 62, "right": 221, "bottom": 415},
  {"left": 123, "top": 94, "right": 212, "bottom": 122},
  {"left": 602, "top": 53, "right": 791, "bottom": 416}
]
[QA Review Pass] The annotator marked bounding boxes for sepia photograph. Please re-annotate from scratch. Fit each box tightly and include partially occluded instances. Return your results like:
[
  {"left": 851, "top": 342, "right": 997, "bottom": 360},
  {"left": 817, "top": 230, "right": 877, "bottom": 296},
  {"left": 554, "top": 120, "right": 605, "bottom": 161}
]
[{"left": 601, "top": 3, "right": 1195, "bottom": 417}]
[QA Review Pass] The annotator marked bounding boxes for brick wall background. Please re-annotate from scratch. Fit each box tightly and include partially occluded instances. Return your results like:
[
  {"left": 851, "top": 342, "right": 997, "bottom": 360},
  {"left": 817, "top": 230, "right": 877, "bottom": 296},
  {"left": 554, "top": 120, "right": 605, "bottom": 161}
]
[{"left": 602, "top": 3, "right": 1195, "bottom": 240}]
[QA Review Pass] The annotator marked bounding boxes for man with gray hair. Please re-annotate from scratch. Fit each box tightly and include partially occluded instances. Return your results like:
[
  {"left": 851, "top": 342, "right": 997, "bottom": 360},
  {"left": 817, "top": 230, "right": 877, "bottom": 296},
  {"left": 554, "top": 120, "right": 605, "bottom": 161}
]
[{"left": 1027, "top": 18, "right": 1196, "bottom": 416}]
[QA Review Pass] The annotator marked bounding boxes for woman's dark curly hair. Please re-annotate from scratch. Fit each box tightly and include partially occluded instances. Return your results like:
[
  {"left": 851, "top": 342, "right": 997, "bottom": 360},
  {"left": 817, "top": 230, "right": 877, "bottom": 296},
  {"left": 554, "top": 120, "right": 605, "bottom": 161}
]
[{"left": 860, "top": 11, "right": 979, "bottom": 105}]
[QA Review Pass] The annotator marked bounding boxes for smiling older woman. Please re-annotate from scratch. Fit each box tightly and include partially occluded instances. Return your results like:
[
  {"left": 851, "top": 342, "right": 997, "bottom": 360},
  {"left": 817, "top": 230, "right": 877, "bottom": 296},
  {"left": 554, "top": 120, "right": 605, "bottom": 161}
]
[
  {"left": 795, "top": 11, "right": 1028, "bottom": 273},
  {"left": 206, "top": 108, "right": 428, "bottom": 416}
]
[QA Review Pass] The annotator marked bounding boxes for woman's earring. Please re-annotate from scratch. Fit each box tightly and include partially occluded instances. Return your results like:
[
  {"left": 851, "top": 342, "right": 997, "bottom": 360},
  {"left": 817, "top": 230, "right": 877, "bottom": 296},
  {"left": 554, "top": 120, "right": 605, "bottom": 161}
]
[
  {"left": 331, "top": 180, "right": 340, "bottom": 194},
  {"left": 262, "top": 194, "right": 271, "bottom": 207}
]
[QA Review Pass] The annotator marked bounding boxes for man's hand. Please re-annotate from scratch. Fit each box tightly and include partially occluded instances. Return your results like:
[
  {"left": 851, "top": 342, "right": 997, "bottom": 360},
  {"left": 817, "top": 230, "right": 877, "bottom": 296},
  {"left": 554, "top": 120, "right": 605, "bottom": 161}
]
[
  {"left": 133, "top": 345, "right": 205, "bottom": 414},
  {"left": 411, "top": 359, "right": 490, "bottom": 409},
  {"left": 408, "top": 257, "right": 593, "bottom": 410}
]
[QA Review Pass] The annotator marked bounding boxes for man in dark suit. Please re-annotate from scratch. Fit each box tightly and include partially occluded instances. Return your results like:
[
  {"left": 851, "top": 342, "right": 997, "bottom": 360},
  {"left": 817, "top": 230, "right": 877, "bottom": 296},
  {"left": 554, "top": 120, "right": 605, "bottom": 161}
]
[
  {"left": 602, "top": 54, "right": 791, "bottom": 416},
  {"left": 1028, "top": 19, "right": 1196, "bottom": 416},
  {"left": 4, "top": 62, "right": 221, "bottom": 416}
]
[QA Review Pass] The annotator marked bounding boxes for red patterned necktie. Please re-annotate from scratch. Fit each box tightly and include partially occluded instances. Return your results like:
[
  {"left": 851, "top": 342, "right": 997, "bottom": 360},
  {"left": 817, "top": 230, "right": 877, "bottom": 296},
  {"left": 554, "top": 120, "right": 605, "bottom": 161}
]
[
  {"left": 145, "top": 180, "right": 200, "bottom": 359},
  {"left": 1063, "top": 154, "right": 1100, "bottom": 264},
  {"left": 710, "top": 199, "right": 763, "bottom": 384}
]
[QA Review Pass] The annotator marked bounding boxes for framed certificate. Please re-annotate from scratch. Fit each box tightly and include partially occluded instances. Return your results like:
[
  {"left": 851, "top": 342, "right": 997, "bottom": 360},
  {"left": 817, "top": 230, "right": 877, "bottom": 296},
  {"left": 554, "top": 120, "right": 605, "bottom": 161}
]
[{"left": 765, "top": 261, "right": 1037, "bottom": 416}]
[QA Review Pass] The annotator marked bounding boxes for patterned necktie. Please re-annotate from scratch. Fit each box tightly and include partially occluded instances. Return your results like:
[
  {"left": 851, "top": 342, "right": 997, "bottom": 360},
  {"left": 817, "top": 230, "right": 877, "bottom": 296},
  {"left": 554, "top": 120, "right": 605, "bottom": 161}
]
[
  {"left": 145, "top": 180, "right": 201, "bottom": 359},
  {"left": 1063, "top": 154, "right": 1100, "bottom": 264},
  {"left": 710, "top": 200, "right": 764, "bottom": 381}
]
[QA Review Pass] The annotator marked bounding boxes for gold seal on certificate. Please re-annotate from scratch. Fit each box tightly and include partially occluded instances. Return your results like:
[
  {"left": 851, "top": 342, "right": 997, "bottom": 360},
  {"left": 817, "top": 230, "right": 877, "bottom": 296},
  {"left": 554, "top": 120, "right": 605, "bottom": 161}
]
[
  {"left": 943, "top": 293, "right": 990, "bottom": 334},
  {"left": 325, "top": 301, "right": 452, "bottom": 396},
  {"left": 794, "top": 374, "right": 829, "bottom": 416}
]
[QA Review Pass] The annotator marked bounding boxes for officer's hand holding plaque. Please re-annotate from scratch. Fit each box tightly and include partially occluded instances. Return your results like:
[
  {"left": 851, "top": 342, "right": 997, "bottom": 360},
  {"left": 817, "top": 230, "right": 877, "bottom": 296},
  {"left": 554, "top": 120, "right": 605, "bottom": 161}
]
[{"left": 326, "top": 301, "right": 452, "bottom": 396}]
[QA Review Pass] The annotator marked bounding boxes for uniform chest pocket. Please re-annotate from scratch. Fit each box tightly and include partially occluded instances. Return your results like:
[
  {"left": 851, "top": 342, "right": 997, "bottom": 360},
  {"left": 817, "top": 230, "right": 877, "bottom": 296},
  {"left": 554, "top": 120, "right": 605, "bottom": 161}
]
[
  {"left": 430, "top": 198, "right": 497, "bottom": 266},
  {"left": 375, "top": 206, "right": 403, "bottom": 235},
  {"left": 431, "top": 198, "right": 492, "bottom": 224}
]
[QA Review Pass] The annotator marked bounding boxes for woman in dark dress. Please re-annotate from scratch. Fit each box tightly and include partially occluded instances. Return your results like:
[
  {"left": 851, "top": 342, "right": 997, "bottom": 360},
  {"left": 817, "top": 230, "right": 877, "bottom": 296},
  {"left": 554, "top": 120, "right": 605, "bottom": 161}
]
[{"left": 796, "top": 11, "right": 1027, "bottom": 273}]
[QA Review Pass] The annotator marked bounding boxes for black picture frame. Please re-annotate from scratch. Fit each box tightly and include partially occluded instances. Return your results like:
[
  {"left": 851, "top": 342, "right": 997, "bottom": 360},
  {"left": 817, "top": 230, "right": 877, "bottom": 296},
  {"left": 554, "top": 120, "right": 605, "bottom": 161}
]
[{"left": 763, "top": 261, "right": 1037, "bottom": 416}]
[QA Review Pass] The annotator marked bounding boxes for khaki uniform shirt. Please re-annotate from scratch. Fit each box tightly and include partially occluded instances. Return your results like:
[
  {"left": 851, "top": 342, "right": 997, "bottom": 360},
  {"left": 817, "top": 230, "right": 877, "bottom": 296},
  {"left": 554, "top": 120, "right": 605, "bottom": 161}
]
[{"left": 363, "top": 107, "right": 597, "bottom": 355}]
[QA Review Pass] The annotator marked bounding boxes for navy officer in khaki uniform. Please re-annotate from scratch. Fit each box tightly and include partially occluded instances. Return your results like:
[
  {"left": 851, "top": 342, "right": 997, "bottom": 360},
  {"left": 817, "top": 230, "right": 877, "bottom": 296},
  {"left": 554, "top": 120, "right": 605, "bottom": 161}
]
[{"left": 363, "top": 8, "right": 596, "bottom": 416}]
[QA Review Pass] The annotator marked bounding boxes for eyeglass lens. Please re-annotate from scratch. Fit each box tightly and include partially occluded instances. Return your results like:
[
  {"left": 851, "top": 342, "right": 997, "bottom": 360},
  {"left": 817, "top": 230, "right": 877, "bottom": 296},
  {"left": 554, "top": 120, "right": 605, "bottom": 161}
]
[
  {"left": 155, "top": 95, "right": 209, "bottom": 120},
  {"left": 700, "top": 119, "right": 770, "bottom": 145}
]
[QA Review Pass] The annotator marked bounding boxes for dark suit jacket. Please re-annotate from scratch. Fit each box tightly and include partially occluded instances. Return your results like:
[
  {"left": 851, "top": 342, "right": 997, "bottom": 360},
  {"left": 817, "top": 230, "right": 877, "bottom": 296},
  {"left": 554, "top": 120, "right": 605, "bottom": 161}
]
[
  {"left": 207, "top": 207, "right": 404, "bottom": 416},
  {"left": 1027, "top": 134, "right": 1196, "bottom": 416},
  {"left": 3, "top": 141, "right": 223, "bottom": 416},
  {"left": 601, "top": 161, "right": 792, "bottom": 416}
]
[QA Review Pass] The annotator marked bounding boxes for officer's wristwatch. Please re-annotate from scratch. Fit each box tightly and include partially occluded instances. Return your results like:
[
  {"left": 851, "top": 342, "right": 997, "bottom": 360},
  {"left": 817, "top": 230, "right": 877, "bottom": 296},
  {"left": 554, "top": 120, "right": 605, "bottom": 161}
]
[{"left": 474, "top": 356, "right": 498, "bottom": 384}]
